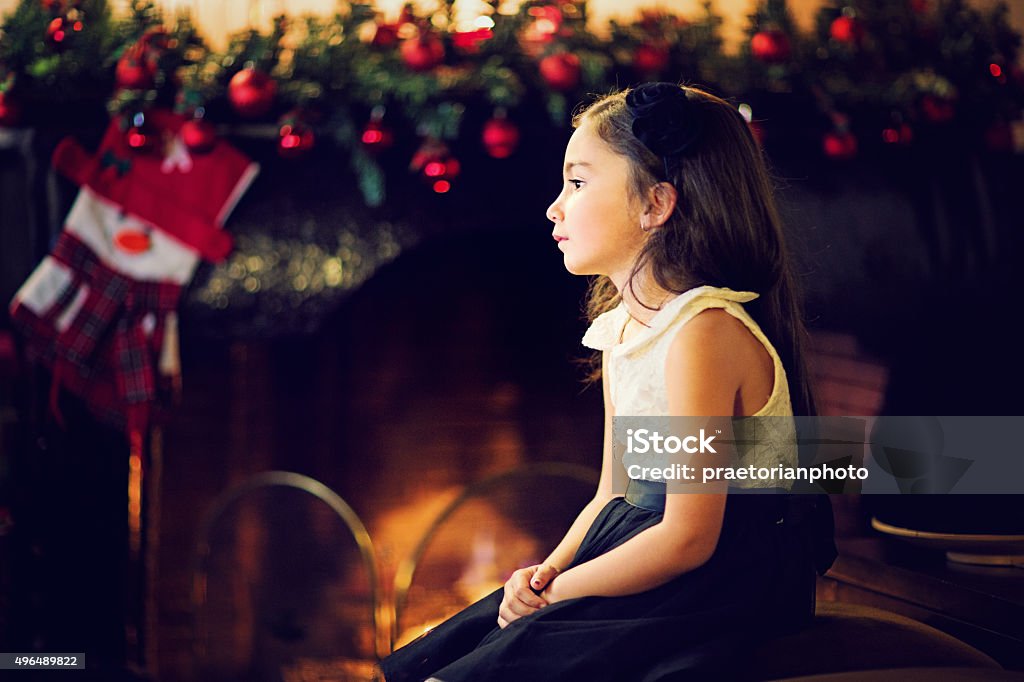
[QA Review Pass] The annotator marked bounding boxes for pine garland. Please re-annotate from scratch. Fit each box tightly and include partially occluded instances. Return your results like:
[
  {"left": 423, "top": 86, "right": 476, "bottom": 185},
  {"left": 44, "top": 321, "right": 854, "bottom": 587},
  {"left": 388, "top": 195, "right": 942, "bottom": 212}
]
[{"left": 1, "top": 0, "right": 1022, "bottom": 205}]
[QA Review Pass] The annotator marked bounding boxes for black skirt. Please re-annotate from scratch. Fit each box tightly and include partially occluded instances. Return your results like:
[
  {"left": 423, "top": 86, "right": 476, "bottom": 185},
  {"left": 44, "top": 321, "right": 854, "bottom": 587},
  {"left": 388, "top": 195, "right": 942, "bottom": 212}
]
[{"left": 380, "top": 488, "right": 828, "bottom": 682}]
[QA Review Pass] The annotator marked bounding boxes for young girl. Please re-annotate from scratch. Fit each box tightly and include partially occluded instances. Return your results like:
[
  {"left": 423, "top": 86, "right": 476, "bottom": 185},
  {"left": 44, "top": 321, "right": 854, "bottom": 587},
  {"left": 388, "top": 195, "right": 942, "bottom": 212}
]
[{"left": 378, "top": 82, "right": 835, "bottom": 682}]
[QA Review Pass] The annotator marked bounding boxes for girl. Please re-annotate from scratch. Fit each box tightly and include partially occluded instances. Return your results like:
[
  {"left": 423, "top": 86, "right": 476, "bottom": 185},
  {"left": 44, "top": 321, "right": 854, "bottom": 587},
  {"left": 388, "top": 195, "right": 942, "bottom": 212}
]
[{"left": 378, "top": 82, "right": 835, "bottom": 682}]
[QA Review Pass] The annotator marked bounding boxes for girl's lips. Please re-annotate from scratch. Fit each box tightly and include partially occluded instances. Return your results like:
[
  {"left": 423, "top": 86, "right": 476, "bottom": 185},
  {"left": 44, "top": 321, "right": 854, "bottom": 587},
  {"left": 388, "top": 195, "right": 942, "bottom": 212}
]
[{"left": 553, "top": 235, "right": 568, "bottom": 242}]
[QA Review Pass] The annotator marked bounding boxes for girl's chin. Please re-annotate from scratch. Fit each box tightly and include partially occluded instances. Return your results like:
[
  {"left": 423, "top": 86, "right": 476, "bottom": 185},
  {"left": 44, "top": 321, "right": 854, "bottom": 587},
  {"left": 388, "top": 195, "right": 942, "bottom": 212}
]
[
  {"left": 562, "top": 259, "right": 595, "bottom": 276},
  {"left": 560, "top": 251, "right": 608, "bottom": 276}
]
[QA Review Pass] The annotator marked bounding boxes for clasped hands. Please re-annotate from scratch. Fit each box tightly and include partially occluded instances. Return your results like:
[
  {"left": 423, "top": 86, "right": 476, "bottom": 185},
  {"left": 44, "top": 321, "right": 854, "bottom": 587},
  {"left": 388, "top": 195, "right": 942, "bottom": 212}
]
[{"left": 497, "top": 563, "right": 562, "bottom": 629}]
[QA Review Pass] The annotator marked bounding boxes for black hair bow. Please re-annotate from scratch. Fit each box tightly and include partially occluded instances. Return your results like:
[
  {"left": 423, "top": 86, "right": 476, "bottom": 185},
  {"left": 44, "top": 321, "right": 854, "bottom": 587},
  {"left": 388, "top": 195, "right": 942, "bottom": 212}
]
[{"left": 625, "top": 83, "right": 702, "bottom": 166}]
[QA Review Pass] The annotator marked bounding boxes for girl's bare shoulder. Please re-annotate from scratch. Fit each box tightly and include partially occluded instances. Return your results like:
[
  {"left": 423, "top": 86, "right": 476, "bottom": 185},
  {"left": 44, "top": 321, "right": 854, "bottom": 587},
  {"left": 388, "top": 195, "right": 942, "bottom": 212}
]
[{"left": 666, "top": 308, "right": 771, "bottom": 385}]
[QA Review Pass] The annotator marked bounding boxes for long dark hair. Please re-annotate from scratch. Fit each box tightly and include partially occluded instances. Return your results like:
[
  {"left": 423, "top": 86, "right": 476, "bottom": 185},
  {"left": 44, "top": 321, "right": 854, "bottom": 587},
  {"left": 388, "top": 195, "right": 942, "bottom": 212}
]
[{"left": 576, "top": 84, "right": 817, "bottom": 417}]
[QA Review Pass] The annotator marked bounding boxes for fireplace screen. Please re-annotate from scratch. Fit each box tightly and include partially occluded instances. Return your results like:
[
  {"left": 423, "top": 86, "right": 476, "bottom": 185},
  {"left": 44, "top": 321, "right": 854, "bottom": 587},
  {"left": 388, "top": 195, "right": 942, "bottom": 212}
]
[
  {"left": 189, "top": 465, "right": 597, "bottom": 680},
  {"left": 392, "top": 463, "right": 596, "bottom": 649},
  {"left": 192, "top": 472, "right": 382, "bottom": 681}
]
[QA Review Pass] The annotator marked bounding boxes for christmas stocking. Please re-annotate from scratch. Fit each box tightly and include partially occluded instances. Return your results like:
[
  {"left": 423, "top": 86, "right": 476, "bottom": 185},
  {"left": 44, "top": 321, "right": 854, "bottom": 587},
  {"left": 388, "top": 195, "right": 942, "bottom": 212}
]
[{"left": 9, "top": 109, "right": 258, "bottom": 437}]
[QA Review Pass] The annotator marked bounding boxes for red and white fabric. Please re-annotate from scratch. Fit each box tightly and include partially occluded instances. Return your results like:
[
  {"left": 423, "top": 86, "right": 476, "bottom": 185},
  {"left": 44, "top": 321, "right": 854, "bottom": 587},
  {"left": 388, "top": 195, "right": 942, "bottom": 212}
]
[{"left": 9, "top": 110, "right": 258, "bottom": 434}]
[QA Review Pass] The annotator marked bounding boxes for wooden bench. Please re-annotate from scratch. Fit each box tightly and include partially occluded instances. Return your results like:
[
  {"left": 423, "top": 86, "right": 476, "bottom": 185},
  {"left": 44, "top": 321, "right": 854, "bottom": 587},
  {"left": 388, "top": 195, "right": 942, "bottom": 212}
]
[{"left": 747, "top": 601, "right": 1005, "bottom": 681}]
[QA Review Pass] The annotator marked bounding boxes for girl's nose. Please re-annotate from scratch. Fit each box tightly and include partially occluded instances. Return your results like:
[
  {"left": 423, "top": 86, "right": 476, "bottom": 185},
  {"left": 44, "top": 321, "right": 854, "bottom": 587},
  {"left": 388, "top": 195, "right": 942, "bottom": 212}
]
[{"left": 546, "top": 196, "right": 563, "bottom": 223}]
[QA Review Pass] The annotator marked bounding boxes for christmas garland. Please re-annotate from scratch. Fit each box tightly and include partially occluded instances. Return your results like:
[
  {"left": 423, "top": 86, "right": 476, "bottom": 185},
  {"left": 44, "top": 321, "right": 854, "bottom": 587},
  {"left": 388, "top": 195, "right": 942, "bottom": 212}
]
[{"left": 1, "top": 0, "right": 1022, "bottom": 206}]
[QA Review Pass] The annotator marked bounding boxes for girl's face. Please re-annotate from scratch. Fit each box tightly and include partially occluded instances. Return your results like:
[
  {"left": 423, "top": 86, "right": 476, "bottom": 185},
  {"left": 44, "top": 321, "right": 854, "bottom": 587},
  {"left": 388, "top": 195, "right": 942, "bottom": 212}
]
[{"left": 546, "top": 120, "right": 647, "bottom": 283}]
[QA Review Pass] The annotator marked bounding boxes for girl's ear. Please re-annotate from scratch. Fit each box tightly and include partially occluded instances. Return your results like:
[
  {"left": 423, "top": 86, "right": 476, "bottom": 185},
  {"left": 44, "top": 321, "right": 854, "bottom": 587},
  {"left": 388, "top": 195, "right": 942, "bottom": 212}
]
[{"left": 645, "top": 181, "right": 678, "bottom": 230}]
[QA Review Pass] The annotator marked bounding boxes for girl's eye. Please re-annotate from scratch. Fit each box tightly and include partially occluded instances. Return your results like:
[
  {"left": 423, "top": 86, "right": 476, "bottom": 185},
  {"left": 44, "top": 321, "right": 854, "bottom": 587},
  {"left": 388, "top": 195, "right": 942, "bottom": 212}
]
[{"left": 569, "top": 179, "right": 584, "bottom": 189}]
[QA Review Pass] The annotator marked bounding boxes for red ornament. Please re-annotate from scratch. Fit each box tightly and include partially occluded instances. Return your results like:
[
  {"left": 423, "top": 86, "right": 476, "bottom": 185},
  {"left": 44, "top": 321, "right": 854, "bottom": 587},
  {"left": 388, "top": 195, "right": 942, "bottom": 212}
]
[
  {"left": 372, "top": 23, "right": 399, "bottom": 47},
  {"left": 633, "top": 44, "right": 670, "bottom": 75},
  {"left": 361, "top": 119, "right": 394, "bottom": 152},
  {"left": 881, "top": 123, "right": 913, "bottom": 146},
  {"left": 423, "top": 157, "right": 459, "bottom": 179},
  {"left": 909, "top": 0, "right": 929, "bottom": 14},
  {"left": 830, "top": 16, "right": 865, "bottom": 46},
  {"left": 539, "top": 52, "right": 581, "bottom": 91},
  {"left": 920, "top": 94, "right": 955, "bottom": 123},
  {"left": 278, "top": 113, "right": 315, "bottom": 158},
  {"left": 46, "top": 16, "right": 68, "bottom": 45},
  {"left": 750, "top": 30, "right": 791, "bottom": 63},
  {"left": 180, "top": 118, "right": 217, "bottom": 153},
  {"left": 482, "top": 117, "right": 520, "bottom": 159},
  {"left": 452, "top": 28, "right": 493, "bottom": 54},
  {"left": 410, "top": 139, "right": 460, "bottom": 193},
  {"left": 823, "top": 130, "right": 857, "bottom": 159},
  {"left": 400, "top": 35, "right": 445, "bottom": 72},
  {"left": 228, "top": 68, "right": 277, "bottom": 118},
  {"left": 115, "top": 55, "right": 155, "bottom": 90},
  {"left": 369, "top": 8, "right": 411, "bottom": 49},
  {"left": 115, "top": 29, "right": 168, "bottom": 90},
  {"left": 523, "top": 5, "right": 562, "bottom": 49},
  {"left": 125, "top": 125, "right": 155, "bottom": 153},
  {"left": 0, "top": 91, "right": 21, "bottom": 127},
  {"left": 988, "top": 62, "right": 1007, "bottom": 85},
  {"left": 45, "top": 8, "right": 85, "bottom": 47}
]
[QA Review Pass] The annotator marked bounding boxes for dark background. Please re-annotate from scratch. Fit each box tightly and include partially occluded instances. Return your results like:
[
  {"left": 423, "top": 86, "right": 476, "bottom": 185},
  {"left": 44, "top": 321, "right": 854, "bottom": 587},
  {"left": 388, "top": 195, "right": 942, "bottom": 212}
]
[{"left": 1, "top": 104, "right": 1022, "bottom": 679}]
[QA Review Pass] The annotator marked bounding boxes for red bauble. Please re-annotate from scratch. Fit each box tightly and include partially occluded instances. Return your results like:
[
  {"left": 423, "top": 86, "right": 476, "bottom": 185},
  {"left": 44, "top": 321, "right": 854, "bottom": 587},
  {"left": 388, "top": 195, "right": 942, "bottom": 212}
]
[
  {"left": 361, "top": 119, "right": 394, "bottom": 152},
  {"left": 400, "top": 35, "right": 445, "bottom": 72},
  {"left": 633, "top": 44, "right": 670, "bottom": 74},
  {"left": 372, "top": 23, "right": 399, "bottom": 47},
  {"left": 750, "top": 30, "right": 791, "bottom": 63},
  {"left": 881, "top": 123, "right": 914, "bottom": 146},
  {"left": 278, "top": 121, "right": 315, "bottom": 158},
  {"left": 46, "top": 16, "right": 68, "bottom": 45},
  {"left": 830, "top": 16, "right": 865, "bottom": 45},
  {"left": 410, "top": 139, "right": 460, "bottom": 192},
  {"left": 115, "top": 30, "right": 167, "bottom": 90},
  {"left": 422, "top": 156, "right": 459, "bottom": 179},
  {"left": 115, "top": 55, "right": 155, "bottom": 90},
  {"left": 823, "top": 130, "right": 857, "bottom": 159},
  {"left": 452, "top": 28, "right": 493, "bottom": 54},
  {"left": 920, "top": 94, "right": 955, "bottom": 123},
  {"left": 423, "top": 154, "right": 460, "bottom": 193},
  {"left": 909, "top": 0, "right": 930, "bottom": 14},
  {"left": 228, "top": 68, "right": 277, "bottom": 118},
  {"left": 539, "top": 52, "right": 581, "bottom": 91},
  {"left": 0, "top": 92, "right": 21, "bottom": 127},
  {"left": 125, "top": 125, "right": 155, "bottom": 153},
  {"left": 482, "top": 117, "right": 520, "bottom": 159},
  {"left": 522, "top": 5, "right": 562, "bottom": 47},
  {"left": 180, "top": 118, "right": 217, "bottom": 153}
]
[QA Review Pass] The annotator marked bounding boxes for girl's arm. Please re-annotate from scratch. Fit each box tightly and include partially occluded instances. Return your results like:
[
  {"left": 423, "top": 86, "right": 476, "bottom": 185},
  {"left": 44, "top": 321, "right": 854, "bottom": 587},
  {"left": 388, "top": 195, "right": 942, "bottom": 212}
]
[
  {"left": 542, "top": 311, "right": 741, "bottom": 602},
  {"left": 540, "top": 349, "right": 623, "bottom": 573},
  {"left": 498, "top": 351, "right": 623, "bottom": 627}
]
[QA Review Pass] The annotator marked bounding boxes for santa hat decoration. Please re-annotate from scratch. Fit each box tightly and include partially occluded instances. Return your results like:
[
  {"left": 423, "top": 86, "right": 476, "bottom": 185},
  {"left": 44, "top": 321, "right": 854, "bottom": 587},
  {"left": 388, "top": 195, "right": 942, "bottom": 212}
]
[
  {"left": 51, "top": 109, "right": 259, "bottom": 262},
  {"left": 9, "top": 109, "right": 259, "bottom": 435}
]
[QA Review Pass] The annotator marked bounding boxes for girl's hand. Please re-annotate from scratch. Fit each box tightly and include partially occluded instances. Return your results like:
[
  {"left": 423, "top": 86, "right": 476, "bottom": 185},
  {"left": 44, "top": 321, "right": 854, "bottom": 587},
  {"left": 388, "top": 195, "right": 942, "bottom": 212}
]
[
  {"left": 540, "top": 572, "right": 565, "bottom": 604},
  {"left": 496, "top": 564, "right": 558, "bottom": 628},
  {"left": 529, "top": 563, "right": 561, "bottom": 592}
]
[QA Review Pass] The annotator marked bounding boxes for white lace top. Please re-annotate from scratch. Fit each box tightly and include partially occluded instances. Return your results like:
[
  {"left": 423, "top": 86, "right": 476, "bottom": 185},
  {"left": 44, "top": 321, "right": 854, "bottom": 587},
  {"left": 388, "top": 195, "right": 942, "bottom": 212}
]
[{"left": 582, "top": 285, "right": 797, "bottom": 485}]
